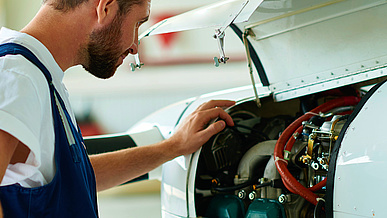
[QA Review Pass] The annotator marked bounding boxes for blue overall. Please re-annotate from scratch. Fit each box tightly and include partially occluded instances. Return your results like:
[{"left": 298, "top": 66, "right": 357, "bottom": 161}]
[{"left": 0, "top": 43, "right": 98, "bottom": 217}]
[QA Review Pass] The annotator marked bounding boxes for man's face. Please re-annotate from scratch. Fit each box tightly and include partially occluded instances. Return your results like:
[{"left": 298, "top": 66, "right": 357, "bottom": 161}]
[{"left": 82, "top": 0, "right": 150, "bottom": 79}]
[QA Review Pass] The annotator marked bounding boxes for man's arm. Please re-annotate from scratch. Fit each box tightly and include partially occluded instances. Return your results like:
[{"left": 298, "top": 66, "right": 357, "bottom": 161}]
[
  {"left": 90, "top": 100, "right": 235, "bottom": 191},
  {"left": 0, "top": 130, "right": 22, "bottom": 218}
]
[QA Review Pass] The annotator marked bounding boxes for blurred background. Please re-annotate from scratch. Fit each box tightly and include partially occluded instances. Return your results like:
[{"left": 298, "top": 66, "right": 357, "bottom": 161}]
[{"left": 0, "top": 0, "right": 252, "bottom": 217}]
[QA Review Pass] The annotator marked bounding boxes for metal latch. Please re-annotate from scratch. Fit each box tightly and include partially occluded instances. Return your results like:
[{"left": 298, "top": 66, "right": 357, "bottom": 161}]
[
  {"left": 130, "top": 53, "right": 144, "bottom": 72},
  {"left": 213, "top": 29, "right": 229, "bottom": 67}
]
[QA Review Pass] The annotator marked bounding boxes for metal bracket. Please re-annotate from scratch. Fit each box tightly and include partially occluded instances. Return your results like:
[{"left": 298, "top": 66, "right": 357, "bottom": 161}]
[
  {"left": 243, "top": 29, "right": 261, "bottom": 107},
  {"left": 212, "top": 0, "right": 250, "bottom": 67},
  {"left": 213, "top": 29, "right": 229, "bottom": 67},
  {"left": 130, "top": 53, "right": 144, "bottom": 72}
]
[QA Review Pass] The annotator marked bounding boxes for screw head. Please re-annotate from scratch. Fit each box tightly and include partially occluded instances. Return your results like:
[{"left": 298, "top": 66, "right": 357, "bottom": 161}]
[
  {"left": 238, "top": 190, "right": 246, "bottom": 200},
  {"left": 248, "top": 191, "right": 256, "bottom": 200},
  {"left": 278, "top": 194, "right": 287, "bottom": 204}
]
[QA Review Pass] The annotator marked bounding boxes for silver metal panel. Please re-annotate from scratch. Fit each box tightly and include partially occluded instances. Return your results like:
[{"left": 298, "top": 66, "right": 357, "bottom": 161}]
[
  {"left": 139, "top": 0, "right": 387, "bottom": 102},
  {"left": 333, "top": 81, "right": 387, "bottom": 217},
  {"left": 274, "top": 64, "right": 387, "bottom": 102},
  {"left": 245, "top": 0, "right": 387, "bottom": 101},
  {"left": 139, "top": 0, "right": 263, "bottom": 39}
]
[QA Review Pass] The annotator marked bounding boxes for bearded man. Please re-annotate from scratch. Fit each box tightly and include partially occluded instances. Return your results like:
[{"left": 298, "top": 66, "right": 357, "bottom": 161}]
[{"left": 0, "top": 0, "right": 234, "bottom": 217}]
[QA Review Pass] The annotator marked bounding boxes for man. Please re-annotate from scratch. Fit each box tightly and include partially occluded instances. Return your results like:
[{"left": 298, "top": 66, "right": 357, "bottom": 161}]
[{"left": 0, "top": 0, "right": 235, "bottom": 217}]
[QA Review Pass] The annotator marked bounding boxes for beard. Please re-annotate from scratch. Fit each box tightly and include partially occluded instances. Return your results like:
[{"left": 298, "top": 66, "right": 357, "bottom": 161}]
[{"left": 82, "top": 14, "right": 124, "bottom": 79}]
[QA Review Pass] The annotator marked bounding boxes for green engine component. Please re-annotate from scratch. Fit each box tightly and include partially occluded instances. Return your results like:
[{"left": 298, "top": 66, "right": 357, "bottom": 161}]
[
  {"left": 245, "top": 198, "right": 286, "bottom": 218},
  {"left": 205, "top": 195, "right": 286, "bottom": 218},
  {"left": 205, "top": 194, "right": 245, "bottom": 218}
]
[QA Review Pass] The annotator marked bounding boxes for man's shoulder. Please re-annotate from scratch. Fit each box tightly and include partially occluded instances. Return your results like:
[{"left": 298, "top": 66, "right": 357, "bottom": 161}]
[
  {"left": 0, "top": 55, "right": 51, "bottom": 102},
  {"left": 0, "top": 28, "right": 64, "bottom": 84},
  {"left": 0, "top": 28, "right": 45, "bottom": 75},
  {"left": 1, "top": 54, "right": 48, "bottom": 84}
]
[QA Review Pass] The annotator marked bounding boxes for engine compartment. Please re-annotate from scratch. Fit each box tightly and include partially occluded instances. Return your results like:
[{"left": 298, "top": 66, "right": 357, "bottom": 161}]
[{"left": 194, "top": 87, "right": 362, "bottom": 217}]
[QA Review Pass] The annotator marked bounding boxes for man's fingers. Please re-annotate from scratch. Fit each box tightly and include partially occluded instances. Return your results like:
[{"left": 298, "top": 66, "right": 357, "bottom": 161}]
[
  {"left": 196, "top": 100, "right": 235, "bottom": 111},
  {"left": 197, "top": 107, "right": 234, "bottom": 127},
  {"left": 198, "top": 120, "right": 226, "bottom": 143},
  {"left": 171, "top": 100, "right": 235, "bottom": 156}
]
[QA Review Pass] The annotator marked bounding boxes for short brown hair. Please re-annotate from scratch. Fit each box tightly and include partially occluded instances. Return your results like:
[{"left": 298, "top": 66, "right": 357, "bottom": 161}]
[{"left": 43, "top": 0, "right": 144, "bottom": 14}]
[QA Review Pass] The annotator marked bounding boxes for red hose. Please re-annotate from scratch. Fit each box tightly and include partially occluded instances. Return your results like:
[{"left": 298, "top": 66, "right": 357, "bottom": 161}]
[
  {"left": 274, "top": 96, "right": 360, "bottom": 205},
  {"left": 309, "top": 178, "right": 327, "bottom": 192},
  {"left": 284, "top": 126, "right": 327, "bottom": 192},
  {"left": 284, "top": 126, "right": 303, "bottom": 152}
]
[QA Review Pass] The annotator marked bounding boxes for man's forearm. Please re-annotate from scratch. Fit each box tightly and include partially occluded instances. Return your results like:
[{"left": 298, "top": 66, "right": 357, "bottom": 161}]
[
  {"left": 90, "top": 100, "right": 235, "bottom": 192},
  {"left": 90, "top": 138, "right": 178, "bottom": 192}
]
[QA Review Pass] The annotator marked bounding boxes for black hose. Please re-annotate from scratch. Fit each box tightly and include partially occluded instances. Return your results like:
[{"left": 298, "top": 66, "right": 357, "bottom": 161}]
[
  {"left": 229, "top": 124, "right": 270, "bottom": 140},
  {"left": 314, "top": 199, "right": 326, "bottom": 218},
  {"left": 213, "top": 179, "right": 271, "bottom": 192}
]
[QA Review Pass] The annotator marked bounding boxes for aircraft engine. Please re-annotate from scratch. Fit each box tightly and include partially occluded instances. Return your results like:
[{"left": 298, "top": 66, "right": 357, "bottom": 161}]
[{"left": 194, "top": 91, "right": 361, "bottom": 217}]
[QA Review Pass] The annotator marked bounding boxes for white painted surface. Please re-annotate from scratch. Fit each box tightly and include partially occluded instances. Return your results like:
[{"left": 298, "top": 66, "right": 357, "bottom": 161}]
[{"left": 334, "top": 82, "right": 387, "bottom": 217}]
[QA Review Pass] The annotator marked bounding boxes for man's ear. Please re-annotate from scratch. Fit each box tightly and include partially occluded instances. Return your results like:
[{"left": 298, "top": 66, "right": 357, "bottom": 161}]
[{"left": 96, "top": 0, "right": 119, "bottom": 24}]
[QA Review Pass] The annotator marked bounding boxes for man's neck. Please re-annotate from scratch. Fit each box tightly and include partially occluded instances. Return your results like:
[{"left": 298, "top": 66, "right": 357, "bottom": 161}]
[{"left": 21, "top": 4, "right": 96, "bottom": 72}]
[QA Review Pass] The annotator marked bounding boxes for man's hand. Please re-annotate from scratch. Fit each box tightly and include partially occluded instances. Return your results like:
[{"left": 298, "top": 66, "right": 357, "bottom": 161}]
[
  {"left": 167, "top": 100, "right": 235, "bottom": 157},
  {"left": 90, "top": 100, "right": 235, "bottom": 191}
]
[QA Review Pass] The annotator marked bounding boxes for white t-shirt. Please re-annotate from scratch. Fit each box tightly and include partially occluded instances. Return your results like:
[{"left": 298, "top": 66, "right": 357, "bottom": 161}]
[{"left": 0, "top": 27, "right": 77, "bottom": 188}]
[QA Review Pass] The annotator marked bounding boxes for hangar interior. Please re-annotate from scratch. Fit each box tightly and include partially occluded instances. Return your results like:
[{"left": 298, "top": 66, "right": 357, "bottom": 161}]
[
  {"left": 3, "top": 0, "right": 386, "bottom": 217},
  {"left": 0, "top": 0, "right": 253, "bottom": 217}
]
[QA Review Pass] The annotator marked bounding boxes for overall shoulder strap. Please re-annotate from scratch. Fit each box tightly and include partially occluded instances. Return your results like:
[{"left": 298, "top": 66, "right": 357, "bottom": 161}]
[
  {"left": 0, "top": 42, "right": 78, "bottom": 146},
  {"left": 0, "top": 42, "right": 53, "bottom": 84}
]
